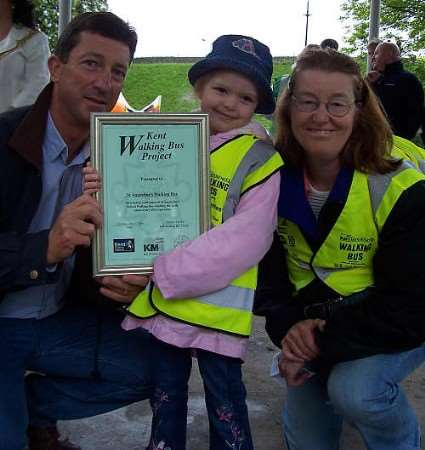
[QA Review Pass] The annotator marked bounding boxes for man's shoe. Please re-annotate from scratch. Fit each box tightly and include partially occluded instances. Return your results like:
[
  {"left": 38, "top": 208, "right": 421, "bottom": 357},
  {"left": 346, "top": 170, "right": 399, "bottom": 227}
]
[{"left": 27, "top": 425, "right": 81, "bottom": 450}]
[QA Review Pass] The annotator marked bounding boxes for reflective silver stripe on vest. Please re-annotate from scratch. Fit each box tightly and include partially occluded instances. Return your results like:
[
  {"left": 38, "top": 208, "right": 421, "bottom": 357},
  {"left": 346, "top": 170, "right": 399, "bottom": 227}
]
[
  {"left": 314, "top": 266, "right": 346, "bottom": 281},
  {"left": 417, "top": 159, "right": 425, "bottom": 174},
  {"left": 315, "top": 161, "right": 414, "bottom": 283},
  {"left": 368, "top": 160, "right": 413, "bottom": 216},
  {"left": 222, "top": 140, "right": 277, "bottom": 221},
  {"left": 197, "top": 285, "right": 254, "bottom": 311}
]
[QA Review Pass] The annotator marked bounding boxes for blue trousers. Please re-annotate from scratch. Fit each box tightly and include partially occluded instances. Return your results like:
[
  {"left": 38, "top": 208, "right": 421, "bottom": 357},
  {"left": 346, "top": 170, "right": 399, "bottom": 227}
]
[
  {"left": 283, "top": 346, "right": 425, "bottom": 450},
  {"left": 0, "top": 302, "right": 154, "bottom": 450},
  {"left": 148, "top": 338, "right": 253, "bottom": 450}
]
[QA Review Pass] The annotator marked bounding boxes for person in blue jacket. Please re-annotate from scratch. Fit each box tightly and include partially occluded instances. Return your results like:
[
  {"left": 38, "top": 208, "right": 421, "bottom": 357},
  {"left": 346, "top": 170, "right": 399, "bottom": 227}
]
[{"left": 0, "top": 12, "right": 153, "bottom": 450}]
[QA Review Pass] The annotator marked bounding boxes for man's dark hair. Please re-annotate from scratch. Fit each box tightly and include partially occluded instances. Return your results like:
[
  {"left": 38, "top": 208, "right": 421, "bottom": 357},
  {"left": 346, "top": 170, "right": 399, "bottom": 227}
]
[
  {"left": 320, "top": 38, "right": 339, "bottom": 51},
  {"left": 12, "top": 0, "right": 36, "bottom": 28},
  {"left": 54, "top": 12, "right": 137, "bottom": 63}
]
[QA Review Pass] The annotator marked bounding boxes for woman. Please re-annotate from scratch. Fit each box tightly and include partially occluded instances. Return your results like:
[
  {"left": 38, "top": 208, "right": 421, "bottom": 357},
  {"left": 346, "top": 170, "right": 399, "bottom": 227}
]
[
  {"left": 263, "top": 48, "right": 425, "bottom": 450},
  {"left": 0, "top": 0, "right": 50, "bottom": 113}
]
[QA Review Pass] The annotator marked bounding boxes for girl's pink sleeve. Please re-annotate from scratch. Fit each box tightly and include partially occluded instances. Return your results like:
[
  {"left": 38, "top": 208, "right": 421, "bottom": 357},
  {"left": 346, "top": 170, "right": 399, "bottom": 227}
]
[{"left": 153, "top": 171, "right": 280, "bottom": 299}]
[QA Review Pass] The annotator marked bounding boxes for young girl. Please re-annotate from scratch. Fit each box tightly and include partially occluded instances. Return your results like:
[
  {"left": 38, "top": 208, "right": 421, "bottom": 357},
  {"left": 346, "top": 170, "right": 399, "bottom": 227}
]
[{"left": 84, "top": 34, "right": 283, "bottom": 450}]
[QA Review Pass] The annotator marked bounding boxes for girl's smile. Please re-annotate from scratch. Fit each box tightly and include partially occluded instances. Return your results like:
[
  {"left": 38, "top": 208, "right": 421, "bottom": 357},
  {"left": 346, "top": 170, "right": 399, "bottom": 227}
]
[{"left": 197, "top": 70, "right": 259, "bottom": 135}]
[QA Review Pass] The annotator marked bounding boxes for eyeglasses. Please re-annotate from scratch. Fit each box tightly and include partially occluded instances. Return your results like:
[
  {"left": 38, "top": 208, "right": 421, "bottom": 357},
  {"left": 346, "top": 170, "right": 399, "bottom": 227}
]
[{"left": 291, "top": 95, "right": 357, "bottom": 117}]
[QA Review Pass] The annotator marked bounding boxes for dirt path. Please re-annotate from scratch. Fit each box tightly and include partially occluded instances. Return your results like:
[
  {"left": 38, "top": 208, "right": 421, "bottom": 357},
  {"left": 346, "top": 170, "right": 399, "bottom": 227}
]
[{"left": 59, "top": 317, "right": 425, "bottom": 449}]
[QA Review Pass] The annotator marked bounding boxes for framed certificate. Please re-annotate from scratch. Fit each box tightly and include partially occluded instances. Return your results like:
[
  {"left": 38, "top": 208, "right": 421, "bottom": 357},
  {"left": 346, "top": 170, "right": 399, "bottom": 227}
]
[{"left": 90, "top": 113, "right": 210, "bottom": 276}]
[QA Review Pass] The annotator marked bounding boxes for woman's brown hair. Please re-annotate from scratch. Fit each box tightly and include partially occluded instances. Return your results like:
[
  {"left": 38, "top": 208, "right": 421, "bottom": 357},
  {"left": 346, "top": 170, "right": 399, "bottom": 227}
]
[{"left": 274, "top": 48, "right": 398, "bottom": 174}]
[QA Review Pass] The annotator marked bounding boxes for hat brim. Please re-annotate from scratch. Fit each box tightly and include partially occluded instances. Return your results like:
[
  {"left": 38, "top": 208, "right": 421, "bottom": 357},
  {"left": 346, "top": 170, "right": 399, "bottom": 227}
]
[{"left": 188, "top": 57, "right": 275, "bottom": 115}]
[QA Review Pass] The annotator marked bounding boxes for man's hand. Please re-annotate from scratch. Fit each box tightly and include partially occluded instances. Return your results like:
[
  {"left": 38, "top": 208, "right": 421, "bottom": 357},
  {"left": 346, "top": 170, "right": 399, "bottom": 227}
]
[
  {"left": 366, "top": 70, "right": 382, "bottom": 84},
  {"left": 82, "top": 162, "right": 101, "bottom": 195},
  {"left": 98, "top": 274, "right": 150, "bottom": 303},
  {"left": 281, "top": 319, "right": 325, "bottom": 363},
  {"left": 279, "top": 360, "right": 314, "bottom": 387},
  {"left": 47, "top": 194, "right": 102, "bottom": 265}
]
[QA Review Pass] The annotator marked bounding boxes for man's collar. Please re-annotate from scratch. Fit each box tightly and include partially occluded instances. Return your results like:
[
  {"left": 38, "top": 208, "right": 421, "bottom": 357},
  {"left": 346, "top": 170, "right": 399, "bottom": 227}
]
[
  {"left": 385, "top": 60, "right": 403, "bottom": 73},
  {"left": 45, "top": 113, "right": 90, "bottom": 165},
  {"left": 8, "top": 83, "right": 54, "bottom": 170},
  {"left": 8, "top": 83, "right": 90, "bottom": 169},
  {"left": 44, "top": 112, "right": 67, "bottom": 162}
]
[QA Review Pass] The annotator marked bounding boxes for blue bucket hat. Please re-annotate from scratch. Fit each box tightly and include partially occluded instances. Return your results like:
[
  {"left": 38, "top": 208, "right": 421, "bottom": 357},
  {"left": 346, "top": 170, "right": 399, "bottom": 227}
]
[{"left": 188, "top": 35, "right": 275, "bottom": 114}]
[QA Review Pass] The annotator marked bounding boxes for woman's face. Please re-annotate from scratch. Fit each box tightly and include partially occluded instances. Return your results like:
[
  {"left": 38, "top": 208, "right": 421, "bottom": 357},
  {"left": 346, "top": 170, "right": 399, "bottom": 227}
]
[{"left": 290, "top": 69, "right": 358, "bottom": 165}]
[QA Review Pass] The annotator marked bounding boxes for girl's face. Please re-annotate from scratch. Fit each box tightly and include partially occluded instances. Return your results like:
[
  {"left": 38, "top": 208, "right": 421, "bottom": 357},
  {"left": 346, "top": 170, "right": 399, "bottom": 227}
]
[
  {"left": 290, "top": 69, "right": 358, "bottom": 165},
  {"left": 197, "top": 70, "right": 259, "bottom": 135}
]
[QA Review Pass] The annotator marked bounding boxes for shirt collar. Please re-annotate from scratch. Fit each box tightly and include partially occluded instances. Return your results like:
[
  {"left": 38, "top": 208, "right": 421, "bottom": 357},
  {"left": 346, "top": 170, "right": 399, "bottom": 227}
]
[
  {"left": 44, "top": 112, "right": 90, "bottom": 165},
  {"left": 279, "top": 165, "right": 353, "bottom": 239}
]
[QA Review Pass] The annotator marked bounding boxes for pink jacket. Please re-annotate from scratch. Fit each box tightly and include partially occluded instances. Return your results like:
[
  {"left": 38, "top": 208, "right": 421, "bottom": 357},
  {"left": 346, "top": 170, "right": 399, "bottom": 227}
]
[{"left": 122, "top": 122, "right": 280, "bottom": 360}]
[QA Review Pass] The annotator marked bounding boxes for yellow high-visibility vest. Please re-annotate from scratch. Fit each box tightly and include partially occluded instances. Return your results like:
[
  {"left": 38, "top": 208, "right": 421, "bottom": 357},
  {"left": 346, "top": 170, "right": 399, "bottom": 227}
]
[
  {"left": 278, "top": 161, "right": 424, "bottom": 296},
  {"left": 392, "top": 135, "right": 425, "bottom": 173},
  {"left": 129, "top": 135, "right": 283, "bottom": 336}
]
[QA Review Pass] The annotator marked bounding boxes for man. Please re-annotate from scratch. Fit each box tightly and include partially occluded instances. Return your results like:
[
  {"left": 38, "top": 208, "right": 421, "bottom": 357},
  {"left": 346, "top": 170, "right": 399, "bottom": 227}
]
[
  {"left": 368, "top": 41, "right": 424, "bottom": 140},
  {"left": 366, "top": 38, "right": 381, "bottom": 74},
  {"left": 0, "top": 12, "right": 153, "bottom": 450},
  {"left": 319, "top": 38, "right": 339, "bottom": 51},
  {"left": 367, "top": 38, "right": 381, "bottom": 59}
]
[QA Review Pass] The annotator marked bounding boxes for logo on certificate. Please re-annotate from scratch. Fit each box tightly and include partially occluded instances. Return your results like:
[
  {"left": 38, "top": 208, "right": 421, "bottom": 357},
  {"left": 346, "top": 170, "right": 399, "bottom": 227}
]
[
  {"left": 113, "top": 238, "right": 135, "bottom": 253},
  {"left": 143, "top": 238, "right": 164, "bottom": 254}
]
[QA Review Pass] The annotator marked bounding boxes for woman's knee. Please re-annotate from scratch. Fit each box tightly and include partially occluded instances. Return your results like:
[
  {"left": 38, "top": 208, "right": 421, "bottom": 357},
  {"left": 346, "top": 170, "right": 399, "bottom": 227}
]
[{"left": 327, "top": 364, "right": 399, "bottom": 421}]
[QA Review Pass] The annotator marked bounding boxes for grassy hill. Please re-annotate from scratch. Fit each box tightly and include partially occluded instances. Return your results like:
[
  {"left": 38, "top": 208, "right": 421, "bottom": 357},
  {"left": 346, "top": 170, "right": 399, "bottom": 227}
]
[
  {"left": 122, "top": 62, "right": 293, "bottom": 112},
  {"left": 122, "top": 60, "right": 424, "bottom": 146},
  {"left": 123, "top": 56, "right": 425, "bottom": 112}
]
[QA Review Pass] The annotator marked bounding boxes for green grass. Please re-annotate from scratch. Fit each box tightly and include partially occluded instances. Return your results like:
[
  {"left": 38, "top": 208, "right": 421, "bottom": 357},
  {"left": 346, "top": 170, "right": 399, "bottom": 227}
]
[
  {"left": 123, "top": 63, "right": 196, "bottom": 112},
  {"left": 123, "top": 62, "right": 293, "bottom": 114},
  {"left": 122, "top": 62, "right": 423, "bottom": 146}
]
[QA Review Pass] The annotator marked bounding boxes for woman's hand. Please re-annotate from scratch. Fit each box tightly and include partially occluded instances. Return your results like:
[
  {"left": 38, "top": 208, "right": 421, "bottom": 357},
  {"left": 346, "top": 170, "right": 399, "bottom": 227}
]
[
  {"left": 278, "top": 359, "right": 315, "bottom": 387},
  {"left": 281, "top": 319, "right": 326, "bottom": 363},
  {"left": 82, "top": 162, "right": 102, "bottom": 195}
]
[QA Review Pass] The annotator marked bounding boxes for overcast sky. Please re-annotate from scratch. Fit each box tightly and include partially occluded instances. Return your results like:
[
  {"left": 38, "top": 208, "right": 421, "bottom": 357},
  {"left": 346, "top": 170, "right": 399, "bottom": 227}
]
[{"left": 108, "top": 0, "right": 346, "bottom": 58}]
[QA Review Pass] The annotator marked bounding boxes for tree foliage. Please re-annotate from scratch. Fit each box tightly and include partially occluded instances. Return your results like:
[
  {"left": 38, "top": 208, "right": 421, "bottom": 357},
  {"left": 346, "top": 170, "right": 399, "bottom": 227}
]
[
  {"left": 340, "top": 0, "right": 425, "bottom": 55},
  {"left": 34, "top": 0, "right": 108, "bottom": 50}
]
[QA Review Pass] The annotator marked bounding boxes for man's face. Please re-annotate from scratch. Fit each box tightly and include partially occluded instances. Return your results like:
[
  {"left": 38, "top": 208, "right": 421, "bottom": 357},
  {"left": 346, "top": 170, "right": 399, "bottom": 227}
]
[
  {"left": 49, "top": 31, "right": 130, "bottom": 135},
  {"left": 367, "top": 43, "right": 378, "bottom": 59},
  {"left": 372, "top": 44, "right": 390, "bottom": 72}
]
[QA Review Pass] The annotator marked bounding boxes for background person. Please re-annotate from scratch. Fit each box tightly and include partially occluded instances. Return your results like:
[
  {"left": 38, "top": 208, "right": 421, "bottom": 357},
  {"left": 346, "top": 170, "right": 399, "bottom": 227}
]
[
  {"left": 258, "top": 48, "right": 425, "bottom": 450},
  {"left": 273, "top": 45, "right": 321, "bottom": 104},
  {"left": 270, "top": 44, "right": 321, "bottom": 136},
  {"left": 0, "top": 0, "right": 50, "bottom": 113},
  {"left": 0, "top": 12, "right": 154, "bottom": 450},
  {"left": 319, "top": 38, "right": 339, "bottom": 51},
  {"left": 369, "top": 41, "right": 424, "bottom": 140},
  {"left": 367, "top": 38, "right": 381, "bottom": 59},
  {"left": 365, "top": 38, "right": 382, "bottom": 82}
]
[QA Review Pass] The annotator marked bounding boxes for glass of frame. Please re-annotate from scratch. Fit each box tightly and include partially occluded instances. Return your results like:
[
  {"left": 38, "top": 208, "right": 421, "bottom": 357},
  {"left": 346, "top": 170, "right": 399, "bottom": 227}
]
[{"left": 90, "top": 112, "right": 210, "bottom": 276}]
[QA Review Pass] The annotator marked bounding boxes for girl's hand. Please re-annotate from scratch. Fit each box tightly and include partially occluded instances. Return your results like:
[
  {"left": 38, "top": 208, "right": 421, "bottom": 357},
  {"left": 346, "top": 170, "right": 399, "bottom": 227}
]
[
  {"left": 82, "top": 162, "right": 101, "bottom": 195},
  {"left": 281, "top": 319, "right": 325, "bottom": 363}
]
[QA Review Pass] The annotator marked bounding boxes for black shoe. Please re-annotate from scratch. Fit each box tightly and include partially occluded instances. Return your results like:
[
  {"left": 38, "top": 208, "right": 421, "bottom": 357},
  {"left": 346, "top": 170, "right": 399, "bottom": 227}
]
[{"left": 27, "top": 425, "right": 82, "bottom": 450}]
